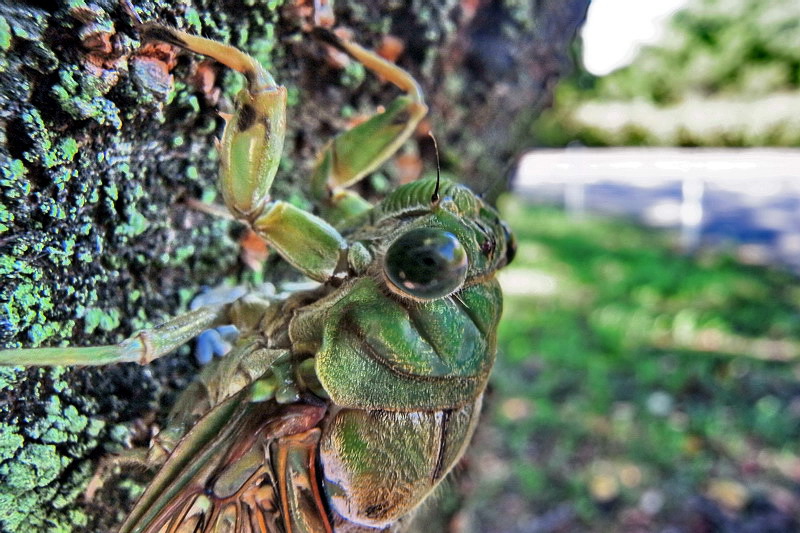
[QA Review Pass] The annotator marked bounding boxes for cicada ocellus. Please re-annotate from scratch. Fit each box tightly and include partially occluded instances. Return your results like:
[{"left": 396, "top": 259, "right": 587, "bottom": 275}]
[{"left": 0, "top": 13, "right": 515, "bottom": 533}]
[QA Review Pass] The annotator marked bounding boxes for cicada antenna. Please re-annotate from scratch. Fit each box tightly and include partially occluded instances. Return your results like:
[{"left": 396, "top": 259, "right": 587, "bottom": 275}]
[{"left": 428, "top": 131, "right": 441, "bottom": 205}]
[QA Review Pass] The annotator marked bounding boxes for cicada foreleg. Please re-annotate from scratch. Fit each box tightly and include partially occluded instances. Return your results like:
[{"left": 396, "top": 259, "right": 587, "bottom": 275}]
[
  {"left": 137, "top": 23, "right": 285, "bottom": 222},
  {"left": 140, "top": 24, "right": 351, "bottom": 283},
  {"left": 139, "top": 24, "right": 431, "bottom": 283},
  {"left": 309, "top": 29, "right": 429, "bottom": 223}
]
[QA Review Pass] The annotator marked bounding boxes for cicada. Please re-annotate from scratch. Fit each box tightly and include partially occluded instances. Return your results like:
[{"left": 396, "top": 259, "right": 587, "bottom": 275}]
[{"left": 0, "top": 16, "right": 514, "bottom": 533}]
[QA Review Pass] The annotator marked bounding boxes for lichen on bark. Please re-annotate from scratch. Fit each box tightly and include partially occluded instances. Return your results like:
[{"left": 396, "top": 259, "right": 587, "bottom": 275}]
[{"left": 0, "top": 1, "right": 588, "bottom": 531}]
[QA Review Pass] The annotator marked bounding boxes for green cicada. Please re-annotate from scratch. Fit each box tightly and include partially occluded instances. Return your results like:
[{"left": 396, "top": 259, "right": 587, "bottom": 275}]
[{"left": 0, "top": 16, "right": 514, "bottom": 533}]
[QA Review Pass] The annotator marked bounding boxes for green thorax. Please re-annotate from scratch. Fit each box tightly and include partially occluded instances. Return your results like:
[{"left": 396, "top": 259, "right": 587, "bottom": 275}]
[{"left": 299, "top": 178, "right": 509, "bottom": 411}]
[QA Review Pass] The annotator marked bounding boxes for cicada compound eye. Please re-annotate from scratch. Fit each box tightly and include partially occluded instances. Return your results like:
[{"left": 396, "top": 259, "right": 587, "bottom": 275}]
[
  {"left": 383, "top": 227, "right": 468, "bottom": 300},
  {"left": 501, "top": 221, "right": 516, "bottom": 266}
]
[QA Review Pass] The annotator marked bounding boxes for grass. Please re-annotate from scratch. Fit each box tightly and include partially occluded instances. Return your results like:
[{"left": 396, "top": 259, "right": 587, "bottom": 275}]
[{"left": 450, "top": 197, "right": 800, "bottom": 532}]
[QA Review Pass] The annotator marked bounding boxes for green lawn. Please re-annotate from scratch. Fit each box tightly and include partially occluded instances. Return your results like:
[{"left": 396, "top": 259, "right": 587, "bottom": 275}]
[{"left": 450, "top": 197, "right": 800, "bottom": 532}]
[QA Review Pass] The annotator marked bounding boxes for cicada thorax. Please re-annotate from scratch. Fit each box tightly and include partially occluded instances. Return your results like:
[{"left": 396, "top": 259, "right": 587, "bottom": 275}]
[
  {"left": 308, "top": 178, "right": 507, "bottom": 411},
  {"left": 282, "top": 178, "right": 508, "bottom": 529},
  {"left": 121, "top": 178, "right": 509, "bottom": 533}
]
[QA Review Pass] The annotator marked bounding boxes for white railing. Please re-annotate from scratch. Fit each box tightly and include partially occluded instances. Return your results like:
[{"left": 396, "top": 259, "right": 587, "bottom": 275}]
[{"left": 514, "top": 148, "right": 800, "bottom": 270}]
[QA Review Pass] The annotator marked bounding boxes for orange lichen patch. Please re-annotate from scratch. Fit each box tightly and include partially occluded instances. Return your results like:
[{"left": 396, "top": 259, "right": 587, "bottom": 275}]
[
  {"left": 80, "top": 26, "right": 128, "bottom": 73},
  {"left": 295, "top": 2, "right": 315, "bottom": 31},
  {"left": 81, "top": 34, "right": 118, "bottom": 77},
  {"left": 137, "top": 41, "right": 179, "bottom": 72},
  {"left": 82, "top": 31, "right": 113, "bottom": 57},
  {"left": 377, "top": 35, "right": 405, "bottom": 63},
  {"left": 72, "top": 1, "right": 127, "bottom": 71},
  {"left": 192, "top": 60, "right": 221, "bottom": 105},
  {"left": 240, "top": 228, "right": 269, "bottom": 271},
  {"left": 460, "top": 0, "right": 481, "bottom": 21}
]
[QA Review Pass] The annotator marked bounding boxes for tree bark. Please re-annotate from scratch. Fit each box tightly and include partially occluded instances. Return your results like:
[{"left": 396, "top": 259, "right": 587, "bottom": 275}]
[{"left": 0, "top": 0, "right": 588, "bottom": 530}]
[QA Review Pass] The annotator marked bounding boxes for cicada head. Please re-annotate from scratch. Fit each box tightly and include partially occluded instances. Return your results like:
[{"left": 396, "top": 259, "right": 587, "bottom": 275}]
[{"left": 346, "top": 177, "right": 514, "bottom": 302}]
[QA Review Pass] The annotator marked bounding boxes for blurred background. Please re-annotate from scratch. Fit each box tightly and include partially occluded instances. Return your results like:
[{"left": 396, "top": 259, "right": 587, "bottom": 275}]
[{"left": 446, "top": 0, "right": 800, "bottom": 531}]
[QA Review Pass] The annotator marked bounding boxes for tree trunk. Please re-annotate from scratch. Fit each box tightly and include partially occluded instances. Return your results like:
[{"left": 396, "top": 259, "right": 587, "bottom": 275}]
[{"left": 0, "top": 0, "right": 588, "bottom": 530}]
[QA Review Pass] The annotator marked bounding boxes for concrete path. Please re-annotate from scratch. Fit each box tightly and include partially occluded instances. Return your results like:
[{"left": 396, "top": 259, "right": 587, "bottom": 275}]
[{"left": 514, "top": 148, "right": 800, "bottom": 272}]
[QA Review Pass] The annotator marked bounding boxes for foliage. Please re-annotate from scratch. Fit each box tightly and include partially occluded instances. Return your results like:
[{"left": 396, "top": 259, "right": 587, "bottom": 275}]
[
  {"left": 459, "top": 198, "right": 800, "bottom": 531},
  {"left": 536, "top": 0, "right": 800, "bottom": 146},
  {"left": 594, "top": 0, "right": 800, "bottom": 103}
]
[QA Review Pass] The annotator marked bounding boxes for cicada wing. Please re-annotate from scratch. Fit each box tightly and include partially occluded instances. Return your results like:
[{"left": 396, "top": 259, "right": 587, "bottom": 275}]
[{"left": 118, "top": 390, "right": 328, "bottom": 533}]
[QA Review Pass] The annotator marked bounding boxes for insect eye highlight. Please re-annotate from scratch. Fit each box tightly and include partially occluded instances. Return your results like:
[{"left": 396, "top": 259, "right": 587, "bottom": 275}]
[{"left": 383, "top": 228, "right": 468, "bottom": 300}]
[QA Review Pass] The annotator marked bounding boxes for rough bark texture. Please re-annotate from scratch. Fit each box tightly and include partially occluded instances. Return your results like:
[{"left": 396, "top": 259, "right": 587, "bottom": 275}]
[{"left": 0, "top": 0, "right": 588, "bottom": 531}]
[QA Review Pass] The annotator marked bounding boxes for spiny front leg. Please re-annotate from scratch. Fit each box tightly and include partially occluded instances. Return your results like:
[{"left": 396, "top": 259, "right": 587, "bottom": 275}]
[
  {"left": 142, "top": 24, "right": 348, "bottom": 282},
  {"left": 139, "top": 24, "right": 286, "bottom": 221}
]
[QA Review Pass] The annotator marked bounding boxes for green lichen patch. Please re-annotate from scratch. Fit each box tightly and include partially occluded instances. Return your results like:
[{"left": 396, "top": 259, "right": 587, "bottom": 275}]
[
  {"left": 81, "top": 308, "right": 122, "bottom": 335},
  {"left": 0, "top": 254, "right": 60, "bottom": 347},
  {"left": 0, "top": 426, "right": 23, "bottom": 462},
  {"left": 51, "top": 65, "right": 122, "bottom": 129},
  {"left": 0, "top": 368, "right": 105, "bottom": 532},
  {"left": 0, "top": 15, "right": 11, "bottom": 52}
]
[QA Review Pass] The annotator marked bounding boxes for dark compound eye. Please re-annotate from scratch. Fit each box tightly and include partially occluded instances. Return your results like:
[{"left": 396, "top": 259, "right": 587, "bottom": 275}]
[
  {"left": 383, "top": 228, "right": 468, "bottom": 300},
  {"left": 501, "top": 221, "right": 516, "bottom": 266},
  {"left": 480, "top": 238, "right": 495, "bottom": 256}
]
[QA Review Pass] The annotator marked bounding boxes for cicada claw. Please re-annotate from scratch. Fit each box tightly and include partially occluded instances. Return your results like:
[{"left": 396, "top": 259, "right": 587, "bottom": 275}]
[{"left": 194, "top": 325, "right": 239, "bottom": 364}]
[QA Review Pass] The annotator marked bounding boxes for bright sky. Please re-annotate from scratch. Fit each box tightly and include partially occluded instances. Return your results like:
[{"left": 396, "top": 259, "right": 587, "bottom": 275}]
[{"left": 581, "top": 0, "right": 691, "bottom": 76}]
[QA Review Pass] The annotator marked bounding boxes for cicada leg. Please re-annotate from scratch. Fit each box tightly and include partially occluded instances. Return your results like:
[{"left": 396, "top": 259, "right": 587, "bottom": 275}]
[
  {"left": 309, "top": 29, "right": 429, "bottom": 223},
  {"left": 84, "top": 434, "right": 174, "bottom": 502},
  {"left": 0, "top": 303, "right": 232, "bottom": 366},
  {"left": 138, "top": 24, "right": 431, "bottom": 282},
  {"left": 137, "top": 23, "right": 284, "bottom": 221},
  {"left": 189, "top": 284, "right": 249, "bottom": 364},
  {"left": 140, "top": 24, "right": 350, "bottom": 283}
]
